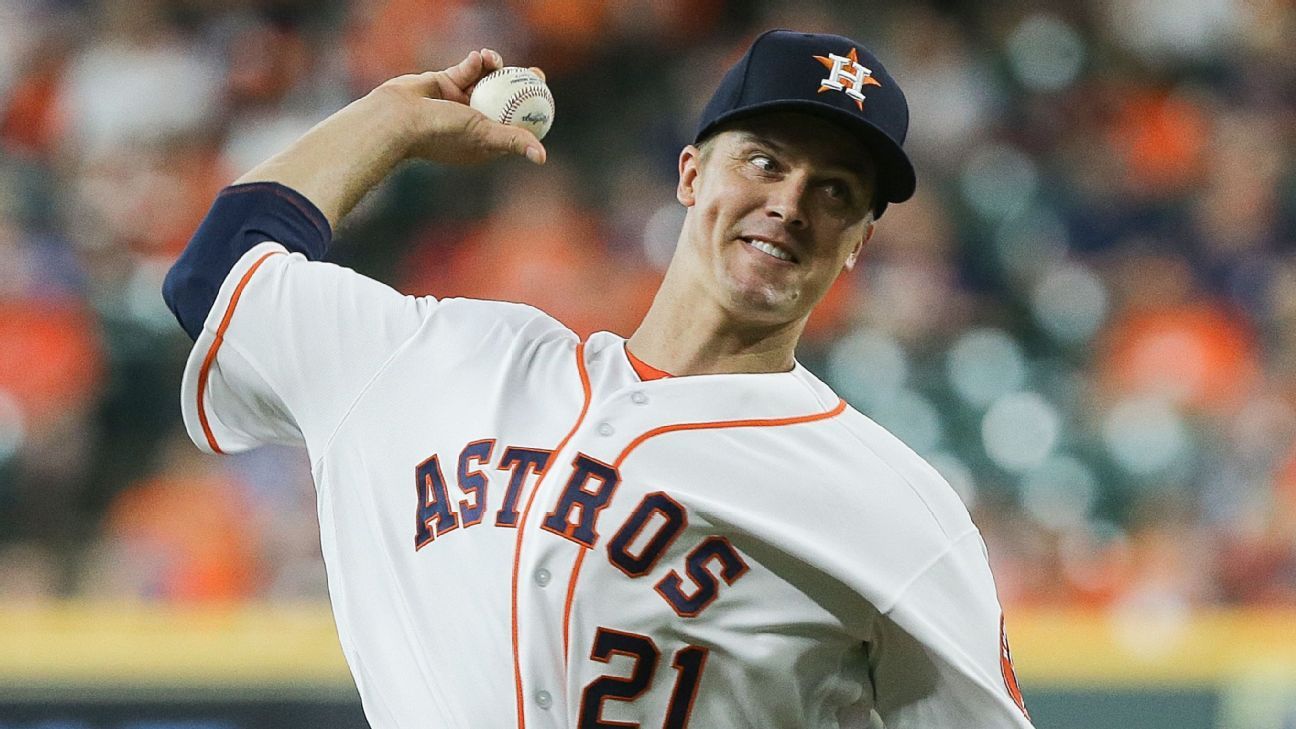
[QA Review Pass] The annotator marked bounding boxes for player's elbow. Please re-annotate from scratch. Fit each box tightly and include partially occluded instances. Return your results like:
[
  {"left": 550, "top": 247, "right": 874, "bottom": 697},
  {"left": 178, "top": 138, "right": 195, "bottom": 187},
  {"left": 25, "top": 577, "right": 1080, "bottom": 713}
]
[
  {"left": 163, "top": 182, "right": 332, "bottom": 343},
  {"left": 162, "top": 254, "right": 215, "bottom": 342}
]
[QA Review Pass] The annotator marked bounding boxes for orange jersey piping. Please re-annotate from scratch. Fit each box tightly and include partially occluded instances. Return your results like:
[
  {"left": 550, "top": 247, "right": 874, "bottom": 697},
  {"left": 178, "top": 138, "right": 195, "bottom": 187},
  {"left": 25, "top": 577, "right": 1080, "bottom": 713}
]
[
  {"left": 512, "top": 341, "right": 592, "bottom": 729},
  {"left": 195, "top": 250, "right": 283, "bottom": 454},
  {"left": 562, "top": 548, "right": 589, "bottom": 655}
]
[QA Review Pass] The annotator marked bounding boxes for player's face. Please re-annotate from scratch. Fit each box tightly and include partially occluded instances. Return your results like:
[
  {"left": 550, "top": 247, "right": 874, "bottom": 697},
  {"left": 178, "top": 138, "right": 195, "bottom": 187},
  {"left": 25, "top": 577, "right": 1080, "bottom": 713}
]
[{"left": 675, "top": 112, "right": 877, "bottom": 327}]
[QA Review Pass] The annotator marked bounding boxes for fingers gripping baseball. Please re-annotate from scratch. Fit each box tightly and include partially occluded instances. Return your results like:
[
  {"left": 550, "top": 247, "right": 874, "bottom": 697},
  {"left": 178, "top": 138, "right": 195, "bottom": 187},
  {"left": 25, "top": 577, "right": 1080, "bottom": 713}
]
[
  {"left": 468, "top": 114, "right": 546, "bottom": 164},
  {"left": 389, "top": 49, "right": 547, "bottom": 166},
  {"left": 441, "top": 50, "right": 493, "bottom": 100},
  {"left": 414, "top": 48, "right": 497, "bottom": 103}
]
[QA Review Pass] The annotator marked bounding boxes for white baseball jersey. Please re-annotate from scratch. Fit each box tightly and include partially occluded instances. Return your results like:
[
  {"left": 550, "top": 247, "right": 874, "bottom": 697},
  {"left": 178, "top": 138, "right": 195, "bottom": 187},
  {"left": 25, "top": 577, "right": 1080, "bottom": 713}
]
[{"left": 179, "top": 240, "right": 1034, "bottom": 728}]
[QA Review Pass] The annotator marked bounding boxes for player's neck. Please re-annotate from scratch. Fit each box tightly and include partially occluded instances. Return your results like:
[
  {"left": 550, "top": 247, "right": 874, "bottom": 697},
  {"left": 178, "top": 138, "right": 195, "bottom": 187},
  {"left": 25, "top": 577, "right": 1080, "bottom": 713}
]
[{"left": 627, "top": 280, "right": 804, "bottom": 377}]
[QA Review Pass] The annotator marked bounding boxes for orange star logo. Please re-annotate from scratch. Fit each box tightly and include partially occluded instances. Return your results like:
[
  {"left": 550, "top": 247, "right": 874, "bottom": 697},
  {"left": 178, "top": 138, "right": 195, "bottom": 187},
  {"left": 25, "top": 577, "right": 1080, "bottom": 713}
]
[{"left": 814, "top": 47, "right": 881, "bottom": 111}]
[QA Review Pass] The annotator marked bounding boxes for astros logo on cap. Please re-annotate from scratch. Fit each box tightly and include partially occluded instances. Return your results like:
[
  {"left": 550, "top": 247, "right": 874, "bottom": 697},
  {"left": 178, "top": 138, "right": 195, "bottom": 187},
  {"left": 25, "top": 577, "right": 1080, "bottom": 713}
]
[{"left": 814, "top": 47, "right": 881, "bottom": 110}]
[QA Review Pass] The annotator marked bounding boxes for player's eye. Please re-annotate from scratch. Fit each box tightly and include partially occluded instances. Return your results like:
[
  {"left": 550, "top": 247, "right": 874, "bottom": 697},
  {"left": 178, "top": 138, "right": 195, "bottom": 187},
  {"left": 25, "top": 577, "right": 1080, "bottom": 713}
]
[
  {"left": 822, "top": 180, "right": 853, "bottom": 205},
  {"left": 749, "top": 154, "right": 777, "bottom": 173}
]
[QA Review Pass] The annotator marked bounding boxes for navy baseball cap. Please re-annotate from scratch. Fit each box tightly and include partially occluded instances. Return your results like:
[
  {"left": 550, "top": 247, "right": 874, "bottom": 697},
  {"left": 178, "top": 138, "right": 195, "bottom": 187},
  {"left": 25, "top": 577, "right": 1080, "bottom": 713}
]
[{"left": 695, "top": 29, "right": 916, "bottom": 218}]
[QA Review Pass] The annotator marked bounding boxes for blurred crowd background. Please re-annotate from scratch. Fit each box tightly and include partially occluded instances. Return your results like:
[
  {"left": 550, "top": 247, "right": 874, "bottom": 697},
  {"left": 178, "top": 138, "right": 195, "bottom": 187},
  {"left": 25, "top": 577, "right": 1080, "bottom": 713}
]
[{"left": 0, "top": 0, "right": 1293, "bottom": 622}]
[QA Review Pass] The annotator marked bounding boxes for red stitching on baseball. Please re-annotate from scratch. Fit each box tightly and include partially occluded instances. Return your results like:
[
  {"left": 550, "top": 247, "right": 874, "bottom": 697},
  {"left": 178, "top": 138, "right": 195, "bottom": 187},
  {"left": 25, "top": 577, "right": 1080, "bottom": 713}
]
[
  {"left": 476, "top": 67, "right": 515, "bottom": 86},
  {"left": 500, "top": 86, "right": 553, "bottom": 126}
]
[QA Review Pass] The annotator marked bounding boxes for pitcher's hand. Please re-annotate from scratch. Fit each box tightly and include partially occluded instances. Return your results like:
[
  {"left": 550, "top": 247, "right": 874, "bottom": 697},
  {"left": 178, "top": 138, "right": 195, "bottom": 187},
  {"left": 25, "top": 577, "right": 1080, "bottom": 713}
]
[{"left": 374, "top": 49, "right": 547, "bottom": 166}]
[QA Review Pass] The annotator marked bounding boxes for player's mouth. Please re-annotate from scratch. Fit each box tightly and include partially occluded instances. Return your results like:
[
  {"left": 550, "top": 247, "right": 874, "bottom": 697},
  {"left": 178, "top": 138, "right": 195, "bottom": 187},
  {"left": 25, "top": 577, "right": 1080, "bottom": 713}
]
[{"left": 741, "top": 236, "right": 798, "bottom": 264}]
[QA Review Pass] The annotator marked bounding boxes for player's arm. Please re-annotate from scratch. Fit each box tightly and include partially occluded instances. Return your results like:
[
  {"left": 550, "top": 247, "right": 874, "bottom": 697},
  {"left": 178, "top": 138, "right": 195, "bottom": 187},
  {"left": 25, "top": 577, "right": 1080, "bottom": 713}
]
[
  {"left": 163, "top": 49, "right": 546, "bottom": 341},
  {"left": 161, "top": 49, "right": 547, "bottom": 456},
  {"left": 233, "top": 48, "right": 545, "bottom": 229},
  {"left": 868, "top": 531, "right": 1035, "bottom": 728},
  {"left": 795, "top": 428, "right": 1033, "bottom": 727}
]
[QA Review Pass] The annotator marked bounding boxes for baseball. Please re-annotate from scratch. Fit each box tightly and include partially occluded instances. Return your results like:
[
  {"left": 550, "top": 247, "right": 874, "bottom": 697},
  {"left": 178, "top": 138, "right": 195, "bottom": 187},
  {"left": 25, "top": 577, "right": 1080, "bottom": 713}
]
[{"left": 469, "top": 66, "right": 555, "bottom": 140}]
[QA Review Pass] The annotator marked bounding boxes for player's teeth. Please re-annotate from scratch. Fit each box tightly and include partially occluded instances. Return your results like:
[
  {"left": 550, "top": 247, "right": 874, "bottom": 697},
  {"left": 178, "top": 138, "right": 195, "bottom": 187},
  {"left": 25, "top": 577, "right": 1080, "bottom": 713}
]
[{"left": 748, "top": 239, "right": 793, "bottom": 261}]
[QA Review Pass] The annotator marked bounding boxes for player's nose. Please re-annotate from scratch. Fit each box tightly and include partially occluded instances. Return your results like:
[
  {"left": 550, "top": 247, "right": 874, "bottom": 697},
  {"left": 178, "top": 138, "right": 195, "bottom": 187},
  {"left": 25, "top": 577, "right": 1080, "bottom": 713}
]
[{"left": 763, "top": 173, "right": 810, "bottom": 229}]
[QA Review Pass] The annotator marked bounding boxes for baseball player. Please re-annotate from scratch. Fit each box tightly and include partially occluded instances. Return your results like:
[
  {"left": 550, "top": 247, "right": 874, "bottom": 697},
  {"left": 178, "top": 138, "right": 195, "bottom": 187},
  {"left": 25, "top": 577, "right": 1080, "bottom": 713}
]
[{"left": 164, "top": 30, "right": 1033, "bottom": 729}]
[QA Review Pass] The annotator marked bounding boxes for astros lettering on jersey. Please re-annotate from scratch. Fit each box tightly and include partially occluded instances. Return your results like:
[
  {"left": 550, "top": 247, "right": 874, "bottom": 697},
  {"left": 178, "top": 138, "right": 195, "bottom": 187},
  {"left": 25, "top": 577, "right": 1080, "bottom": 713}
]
[{"left": 164, "top": 28, "right": 1033, "bottom": 729}]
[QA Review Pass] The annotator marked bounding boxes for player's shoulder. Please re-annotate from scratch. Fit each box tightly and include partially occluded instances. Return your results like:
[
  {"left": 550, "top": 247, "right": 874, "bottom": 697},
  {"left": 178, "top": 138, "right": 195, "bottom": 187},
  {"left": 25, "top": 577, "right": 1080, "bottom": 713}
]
[
  {"left": 429, "top": 296, "right": 576, "bottom": 338},
  {"left": 435, "top": 296, "right": 570, "bottom": 332},
  {"left": 418, "top": 296, "right": 579, "bottom": 354},
  {"left": 823, "top": 395, "right": 976, "bottom": 537}
]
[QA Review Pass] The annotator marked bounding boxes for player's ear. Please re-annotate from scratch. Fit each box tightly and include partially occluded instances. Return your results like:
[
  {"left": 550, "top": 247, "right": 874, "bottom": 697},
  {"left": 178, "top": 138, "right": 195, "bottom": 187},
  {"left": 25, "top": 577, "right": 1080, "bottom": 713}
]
[
  {"left": 843, "top": 219, "right": 874, "bottom": 272},
  {"left": 677, "top": 145, "right": 701, "bottom": 207}
]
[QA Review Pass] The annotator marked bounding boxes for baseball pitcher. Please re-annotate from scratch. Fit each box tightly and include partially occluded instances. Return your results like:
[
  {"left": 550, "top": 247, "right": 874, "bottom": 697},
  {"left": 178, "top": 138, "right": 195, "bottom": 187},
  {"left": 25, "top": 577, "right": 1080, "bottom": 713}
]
[{"left": 164, "top": 29, "right": 1034, "bottom": 729}]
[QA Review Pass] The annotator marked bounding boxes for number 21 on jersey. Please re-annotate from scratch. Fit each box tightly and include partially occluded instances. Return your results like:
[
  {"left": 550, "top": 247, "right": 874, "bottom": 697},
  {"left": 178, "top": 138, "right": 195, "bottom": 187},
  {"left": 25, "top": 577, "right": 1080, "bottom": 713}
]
[{"left": 579, "top": 627, "right": 708, "bottom": 729}]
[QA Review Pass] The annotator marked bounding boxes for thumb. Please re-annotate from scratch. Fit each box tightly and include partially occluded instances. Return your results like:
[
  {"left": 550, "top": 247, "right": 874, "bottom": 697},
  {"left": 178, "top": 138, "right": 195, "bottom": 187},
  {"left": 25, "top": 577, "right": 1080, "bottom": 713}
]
[
  {"left": 480, "top": 119, "right": 546, "bottom": 164},
  {"left": 513, "top": 129, "right": 547, "bottom": 165}
]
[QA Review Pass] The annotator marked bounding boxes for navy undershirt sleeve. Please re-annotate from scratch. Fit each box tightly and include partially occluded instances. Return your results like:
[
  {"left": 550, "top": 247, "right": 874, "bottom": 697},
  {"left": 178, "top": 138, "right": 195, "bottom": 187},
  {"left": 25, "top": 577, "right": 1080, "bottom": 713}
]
[{"left": 162, "top": 182, "right": 332, "bottom": 341}]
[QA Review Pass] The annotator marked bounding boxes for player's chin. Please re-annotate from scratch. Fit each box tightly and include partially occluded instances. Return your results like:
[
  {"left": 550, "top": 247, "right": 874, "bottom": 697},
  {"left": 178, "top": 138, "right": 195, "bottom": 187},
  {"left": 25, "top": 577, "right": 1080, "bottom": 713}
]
[{"left": 719, "top": 271, "right": 803, "bottom": 321}]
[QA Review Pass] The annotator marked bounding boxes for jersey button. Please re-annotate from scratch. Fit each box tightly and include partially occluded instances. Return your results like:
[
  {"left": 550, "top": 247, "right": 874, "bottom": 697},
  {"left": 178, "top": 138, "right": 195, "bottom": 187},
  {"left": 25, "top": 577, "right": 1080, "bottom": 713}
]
[
  {"left": 534, "top": 568, "right": 551, "bottom": 587},
  {"left": 597, "top": 422, "right": 615, "bottom": 437},
  {"left": 630, "top": 391, "right": 648, "bottom": 405},
  {"left": 535, "top": 689, "right": 552, "bottom": 709}
]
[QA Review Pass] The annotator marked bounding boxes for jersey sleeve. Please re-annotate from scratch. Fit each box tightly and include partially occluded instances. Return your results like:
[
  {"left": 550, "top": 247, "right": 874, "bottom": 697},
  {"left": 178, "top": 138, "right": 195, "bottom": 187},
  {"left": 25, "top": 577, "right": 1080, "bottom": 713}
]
[
  {"left": 808, "top": 412, "right": 1033, "bottom": 728},
  {"left": 868, "top": 530, "right": 1034, "bottom": 728},
  {"left": 178, "top": 240, "right": 435, "bottom": 458}
]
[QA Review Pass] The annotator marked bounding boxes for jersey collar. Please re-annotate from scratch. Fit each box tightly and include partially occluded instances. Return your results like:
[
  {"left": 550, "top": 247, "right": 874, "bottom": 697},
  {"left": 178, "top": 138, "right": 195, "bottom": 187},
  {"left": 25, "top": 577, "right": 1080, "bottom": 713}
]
[{"left": 624, "top": 348, "right": 674, "bottom": 381}]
